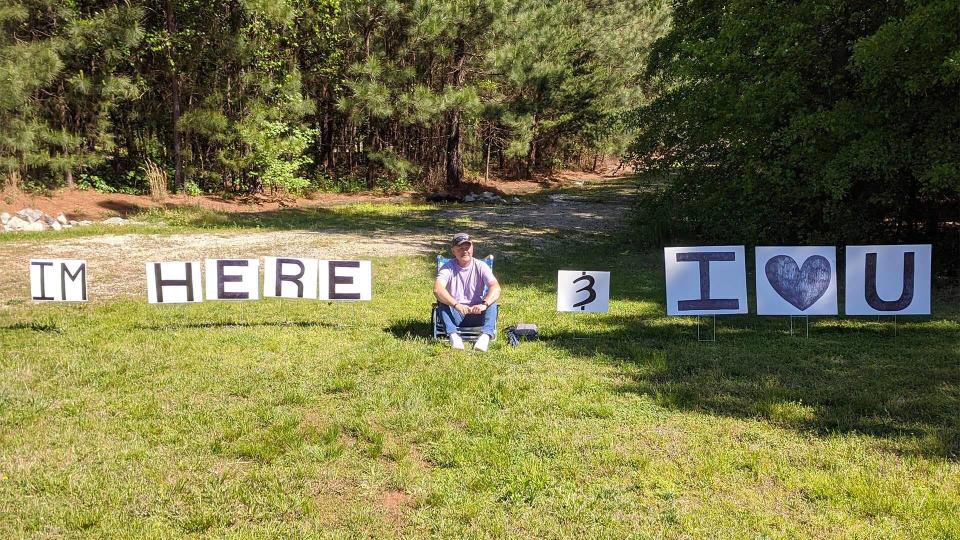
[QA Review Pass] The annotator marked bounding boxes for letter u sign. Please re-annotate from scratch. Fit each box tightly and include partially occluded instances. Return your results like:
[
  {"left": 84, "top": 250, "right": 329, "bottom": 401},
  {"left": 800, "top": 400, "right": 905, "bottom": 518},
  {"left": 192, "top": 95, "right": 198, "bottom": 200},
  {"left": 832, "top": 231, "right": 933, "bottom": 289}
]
[{"left": 844, "top": 245, "right": 931, "bottom": 315}]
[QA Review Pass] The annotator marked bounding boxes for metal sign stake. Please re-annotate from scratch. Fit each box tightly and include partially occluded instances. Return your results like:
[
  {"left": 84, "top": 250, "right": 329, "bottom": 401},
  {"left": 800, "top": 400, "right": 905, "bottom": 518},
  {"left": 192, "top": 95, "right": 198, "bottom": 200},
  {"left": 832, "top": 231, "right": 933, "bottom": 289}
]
[
  {"left": 789, "top": 315, "right": 809, "bottom": 338},
  {"left": 696, "top": 315, "right": 716, "bottom": 342}
]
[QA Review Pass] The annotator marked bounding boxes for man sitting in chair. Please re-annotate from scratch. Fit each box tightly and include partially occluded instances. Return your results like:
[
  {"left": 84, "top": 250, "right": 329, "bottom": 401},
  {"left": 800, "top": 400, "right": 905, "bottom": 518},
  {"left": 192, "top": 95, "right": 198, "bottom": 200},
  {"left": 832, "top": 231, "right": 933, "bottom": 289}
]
[{"left": 433, "top": 232, "right": 501, "bottom": 351}]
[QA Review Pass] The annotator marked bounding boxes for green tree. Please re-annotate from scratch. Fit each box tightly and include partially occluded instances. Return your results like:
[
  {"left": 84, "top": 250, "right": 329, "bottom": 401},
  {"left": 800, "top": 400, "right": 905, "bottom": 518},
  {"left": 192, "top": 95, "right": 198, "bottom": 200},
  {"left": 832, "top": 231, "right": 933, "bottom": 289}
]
[
  {"left": 0, "top": 1, "right": 61, "bottom": 185},
  {"left": 631, "top": 0, "right": 959, "bottom": 259}
]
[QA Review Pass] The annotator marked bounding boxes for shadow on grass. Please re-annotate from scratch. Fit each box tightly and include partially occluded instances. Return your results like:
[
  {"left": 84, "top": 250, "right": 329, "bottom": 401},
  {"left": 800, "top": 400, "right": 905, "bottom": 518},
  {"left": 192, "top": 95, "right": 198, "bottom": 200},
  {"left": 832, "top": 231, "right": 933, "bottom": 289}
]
[
  {"left": 546, "top": 312, "right": 960, "bottom": 459},
  {"left": 98, "top": 200, "right": 147, "bottom": 217},
  {"left": 134, "top": 320, "right": 345, "bottom": 331},
  {"left": 0, "top": 321, "right": 63, "bottom": 333},
  {"left": 384, "top": 318, "right": 434, "bottom": 340},
  {"left": 487, "top": 236, "right": 960, "bottom": 459}
]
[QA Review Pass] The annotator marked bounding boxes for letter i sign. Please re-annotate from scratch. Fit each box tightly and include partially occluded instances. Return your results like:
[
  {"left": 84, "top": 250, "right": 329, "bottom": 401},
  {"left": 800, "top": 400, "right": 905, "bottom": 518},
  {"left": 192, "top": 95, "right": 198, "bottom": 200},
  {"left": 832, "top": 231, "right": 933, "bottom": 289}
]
[{"left": 663, "top": 246, "right": 748, "bottom": 315}]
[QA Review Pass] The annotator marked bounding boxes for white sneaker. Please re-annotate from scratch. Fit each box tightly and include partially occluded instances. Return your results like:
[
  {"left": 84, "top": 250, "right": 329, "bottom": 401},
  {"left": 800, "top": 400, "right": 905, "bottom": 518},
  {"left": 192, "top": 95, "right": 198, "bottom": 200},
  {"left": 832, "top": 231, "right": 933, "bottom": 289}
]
[
  {"left": 474, "top": 333, "right": 491, "bottom": 352},
  {"left": 449, "top": 333, "right": 465, "bottom": 350}
]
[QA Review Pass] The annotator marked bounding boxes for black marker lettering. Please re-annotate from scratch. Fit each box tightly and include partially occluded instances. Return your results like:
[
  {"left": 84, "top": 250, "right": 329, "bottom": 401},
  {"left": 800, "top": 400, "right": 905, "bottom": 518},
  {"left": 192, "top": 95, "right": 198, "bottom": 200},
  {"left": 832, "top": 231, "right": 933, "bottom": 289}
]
[
  {"left": 676, "top": 251, "right": 740, "bottom": 311},
  {"left": 216, "top": 260, "right": 248, "bottom": 299},
  {"left": 865, "top": 252, "right": 914, "bottom": 311},
  {"left": 572, "top": 273, "right": 597, "bottom": 310},
  {"left": 328, "top": 261, "right": 361, "bottom": 300},
  {"left": 276, "top": 258, "right": 306, "bottom": 298},
  {"left": 31, "top": 261, "right": 55, "bottom": 300},
  {"left": 60, "top": 262, "right": 86, "bottom": 301},
  {"left": 154, "top": 262, "right": 194, "bottom": 303}
]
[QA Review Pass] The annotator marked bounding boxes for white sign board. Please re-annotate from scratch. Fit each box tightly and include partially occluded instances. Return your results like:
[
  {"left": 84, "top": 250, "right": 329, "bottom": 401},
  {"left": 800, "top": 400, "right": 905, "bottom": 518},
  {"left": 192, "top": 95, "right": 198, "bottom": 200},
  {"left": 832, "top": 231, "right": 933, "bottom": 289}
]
[
  {"left": 30, "top": 259, "right": 87, "bottom": 302},
  {"left": 317, "top": 260, "right": 372, "bottom": 301},
  {"left": 146, "top": 261, "right": 203, "bottom": 304},
  {"left": 845, "top": 245, "right": 931, "bottom": 315},
  {"left": 557, "top": 270, "right": 610, "bottom": 312},
  {"left": 205, "top": 259, "right": 260, "bottom": 301},
  {"left": 755, "top": 246, "right": 837, "bottom": 315},
  {"left": 664, "top": 246, "right": 748, "bottom": 315},
  {"left": 263, "top": 257, "right": 319, "bottom": 299}
]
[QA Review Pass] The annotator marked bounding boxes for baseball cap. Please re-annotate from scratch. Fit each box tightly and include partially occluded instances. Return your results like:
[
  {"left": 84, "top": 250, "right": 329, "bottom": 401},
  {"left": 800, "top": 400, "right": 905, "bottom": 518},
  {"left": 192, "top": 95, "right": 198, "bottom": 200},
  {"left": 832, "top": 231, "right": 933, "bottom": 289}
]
[{"left": 451, "top": 232, "right": 471, "bottom": 246}]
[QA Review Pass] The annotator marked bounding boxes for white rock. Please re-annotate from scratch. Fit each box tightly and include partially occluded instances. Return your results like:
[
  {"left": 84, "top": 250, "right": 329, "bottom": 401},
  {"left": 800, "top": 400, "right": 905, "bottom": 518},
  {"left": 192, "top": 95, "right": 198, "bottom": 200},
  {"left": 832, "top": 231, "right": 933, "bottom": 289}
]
[
  {"left": 0, "top": 212, "right": 9, "bottom": 224},
  {"left": 463, "top": 194, "right": 477, "bottom": 203},
  {"left": 68, "top": 220, "right": 79, "bottom": 225},
  {"left": 511, "top": 197, "right": 521, "bottom": 203},
  {"left": 481, "top": 191, "right": 494, "bottom": 198},
  {"left": 102, "top": 217, "right": 127, "bottom": 225},
  {"left": 48, "top": 221, "right": 62, "bottom": 231},
  {"left": 16, "top": 208, "right": 44, "bottom": 222},
  {"left": 23, "top": 221, "right": 46, "bottom": 232},
  {"left": 5, "top": 216, "right": 29, "bottom": 230},
  {"left": 56, "top": 213, "right": 68, "bottom": 225},
  {"left": 77, "top": 220, "right": 93, "bottom": 226}
]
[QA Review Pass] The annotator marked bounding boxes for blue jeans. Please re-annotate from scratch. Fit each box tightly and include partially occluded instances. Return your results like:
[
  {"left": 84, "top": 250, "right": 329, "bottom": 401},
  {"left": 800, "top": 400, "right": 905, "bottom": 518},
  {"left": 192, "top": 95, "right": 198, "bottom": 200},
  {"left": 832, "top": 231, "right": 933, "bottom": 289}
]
[{"left": 437, "top": 303, "right": 498, "bottom": 336}]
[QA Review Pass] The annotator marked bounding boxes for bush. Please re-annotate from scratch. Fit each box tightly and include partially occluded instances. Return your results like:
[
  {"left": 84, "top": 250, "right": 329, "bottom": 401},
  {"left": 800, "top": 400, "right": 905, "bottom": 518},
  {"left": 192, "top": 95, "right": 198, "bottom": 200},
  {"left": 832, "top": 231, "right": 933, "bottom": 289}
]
[{"left": 631, "top": 0, "right": 960, "bottom": 271}]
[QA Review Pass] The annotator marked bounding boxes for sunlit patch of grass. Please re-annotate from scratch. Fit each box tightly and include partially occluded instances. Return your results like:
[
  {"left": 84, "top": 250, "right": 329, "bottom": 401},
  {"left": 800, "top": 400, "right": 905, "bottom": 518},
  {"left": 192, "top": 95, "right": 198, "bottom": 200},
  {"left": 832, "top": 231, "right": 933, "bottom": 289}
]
[{"left": 0, "top": 187, "right": 957, "bottom": 537}]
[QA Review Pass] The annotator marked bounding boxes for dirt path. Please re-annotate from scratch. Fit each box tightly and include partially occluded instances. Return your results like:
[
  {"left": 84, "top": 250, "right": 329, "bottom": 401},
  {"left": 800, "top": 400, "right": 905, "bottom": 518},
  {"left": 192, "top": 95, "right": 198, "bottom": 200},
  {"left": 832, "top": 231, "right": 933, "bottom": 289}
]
[{"left": 0, "top": 178, "right": 634, "bottom": 302}]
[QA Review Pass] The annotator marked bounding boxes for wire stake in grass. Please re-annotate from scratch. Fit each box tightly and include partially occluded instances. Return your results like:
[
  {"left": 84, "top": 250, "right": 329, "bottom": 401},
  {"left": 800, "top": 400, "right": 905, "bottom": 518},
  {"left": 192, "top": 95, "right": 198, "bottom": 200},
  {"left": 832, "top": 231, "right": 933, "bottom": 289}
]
[
  {"left": 790, "top": 315, "right": 810, "bottom": 338},
  {"left": 696, "top": 315, "right": 716, "bottom": 342}
]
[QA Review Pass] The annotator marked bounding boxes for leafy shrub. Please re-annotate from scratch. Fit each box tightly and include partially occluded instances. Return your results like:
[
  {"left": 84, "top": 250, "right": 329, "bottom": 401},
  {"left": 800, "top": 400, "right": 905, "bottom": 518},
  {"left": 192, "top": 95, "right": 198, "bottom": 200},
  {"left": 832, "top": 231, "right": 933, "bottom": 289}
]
[
  {"left": 77, "top": 173, "right": 116, "bottom": 194},
  {"left": 631, "top": 0, "right": 960, "bottom": 270},
  {"left": 238, "top": 119, "right": 316, "bottom": 195}
]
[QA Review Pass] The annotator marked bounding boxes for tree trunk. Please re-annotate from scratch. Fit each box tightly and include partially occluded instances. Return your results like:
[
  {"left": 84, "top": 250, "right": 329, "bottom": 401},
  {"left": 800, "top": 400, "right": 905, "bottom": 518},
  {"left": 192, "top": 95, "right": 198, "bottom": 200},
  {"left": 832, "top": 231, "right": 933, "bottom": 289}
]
[
  {"left": 484, "top": 136, "right": 491, "bottom": 182},
  {"left": 498, "top": 144, "right": 504, "bottom": 176},
  {"left": 165, "top": 0, "right": 184, "bottom": 192},
  {"left": 444, "top": 37, "right": 467, "bottom": 188},
  {"left": 365, "top": 125, "right": 376, "bottom": 189},
  {"left": 526, "top": 140, "right": 536, "bottom": 179},
  {"left": 320, "top": 82, "right": 332, "bottom": 168},
  {"left": 65, "top": 168, "right": 74, "bottom": 189}
]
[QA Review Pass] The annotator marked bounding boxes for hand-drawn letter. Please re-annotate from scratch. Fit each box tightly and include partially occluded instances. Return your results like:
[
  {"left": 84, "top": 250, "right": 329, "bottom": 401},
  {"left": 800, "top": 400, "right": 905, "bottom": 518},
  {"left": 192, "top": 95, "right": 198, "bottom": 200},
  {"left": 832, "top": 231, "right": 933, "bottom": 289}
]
[
  {"left": 864, "top": 252, "right": 914, "bottom": 311},
  {"left": 153, "top": 262, "right": 195, "bottom": 303},
  {"left": 275, "top": 258, "right": 306, "bottom": 298},
  {"left": 216, "top": 260, "right": 249, "bottom": 300},
  {"left": 676, "top": 252, "right": 739, "bottom": 311},
  {"left": 572, "top": 273, "right": 597, "bottom": 310},
  {"left": 30, "top": 261, "right": 55, "bottom": 300},
  {"left": 60, "top": 262, "right": 87, "bottom": 301},
  {"left": 328, "top": 261, "right": 361, "bottom": 300}
]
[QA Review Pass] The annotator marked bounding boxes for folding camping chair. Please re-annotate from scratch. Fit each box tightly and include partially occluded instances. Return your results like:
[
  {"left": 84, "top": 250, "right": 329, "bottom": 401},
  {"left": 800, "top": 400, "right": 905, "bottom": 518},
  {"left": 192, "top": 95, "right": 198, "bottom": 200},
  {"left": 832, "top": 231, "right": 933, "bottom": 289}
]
[{"left": 432, "top": 254, "right": 496, "bottom": 342}]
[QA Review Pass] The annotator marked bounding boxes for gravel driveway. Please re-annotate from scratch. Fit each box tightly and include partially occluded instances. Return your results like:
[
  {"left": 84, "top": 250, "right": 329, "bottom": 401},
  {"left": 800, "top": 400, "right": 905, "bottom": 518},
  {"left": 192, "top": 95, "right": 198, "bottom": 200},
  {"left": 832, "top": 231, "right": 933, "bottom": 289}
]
[{"left": 0, "top": 181, "right": 633, "bottom": 302}]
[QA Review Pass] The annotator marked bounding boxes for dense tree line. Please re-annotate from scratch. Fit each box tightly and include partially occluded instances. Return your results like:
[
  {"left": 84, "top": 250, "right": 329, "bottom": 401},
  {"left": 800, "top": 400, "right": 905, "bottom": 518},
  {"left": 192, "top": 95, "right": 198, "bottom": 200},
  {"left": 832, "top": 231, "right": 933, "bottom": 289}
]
[
  {"left": 630, "top": 0, "right": 959, "bottom": 266},
  {"left": 0, "top": 0, "right": 667, "bottom": 194}
]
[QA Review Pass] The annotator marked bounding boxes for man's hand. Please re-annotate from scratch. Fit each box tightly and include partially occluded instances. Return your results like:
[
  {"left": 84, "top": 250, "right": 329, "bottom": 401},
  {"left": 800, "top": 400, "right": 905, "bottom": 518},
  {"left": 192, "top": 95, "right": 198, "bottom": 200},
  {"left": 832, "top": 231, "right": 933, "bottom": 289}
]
[
  {"left": 469, "top": 304, "right": 487, "bottom": 315},
  {"left": 455, "top": 303, "right": 471, "bottom": 316}
]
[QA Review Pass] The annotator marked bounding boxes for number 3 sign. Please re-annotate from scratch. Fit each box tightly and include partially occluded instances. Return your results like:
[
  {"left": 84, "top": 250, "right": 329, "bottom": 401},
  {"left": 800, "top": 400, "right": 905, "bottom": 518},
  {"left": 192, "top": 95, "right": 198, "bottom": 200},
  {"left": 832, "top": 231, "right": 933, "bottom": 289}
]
[{"left": 557, "top": 271, "right": 610, "bottom": 312}]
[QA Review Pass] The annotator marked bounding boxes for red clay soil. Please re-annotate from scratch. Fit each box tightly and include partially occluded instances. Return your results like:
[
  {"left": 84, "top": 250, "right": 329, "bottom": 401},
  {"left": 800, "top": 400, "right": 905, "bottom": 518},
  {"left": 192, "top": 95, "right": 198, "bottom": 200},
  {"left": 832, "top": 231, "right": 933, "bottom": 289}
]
[{"left": 0, "top": 161, "right": 631, "bottom": 220}]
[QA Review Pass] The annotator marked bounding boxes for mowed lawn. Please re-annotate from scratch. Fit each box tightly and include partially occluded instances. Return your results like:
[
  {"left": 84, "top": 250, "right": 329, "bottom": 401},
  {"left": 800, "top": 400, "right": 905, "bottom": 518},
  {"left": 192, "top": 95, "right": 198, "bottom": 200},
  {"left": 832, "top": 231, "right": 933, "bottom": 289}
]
[{"left": 1, "top": 198, "right": 958, "bottom": 538}]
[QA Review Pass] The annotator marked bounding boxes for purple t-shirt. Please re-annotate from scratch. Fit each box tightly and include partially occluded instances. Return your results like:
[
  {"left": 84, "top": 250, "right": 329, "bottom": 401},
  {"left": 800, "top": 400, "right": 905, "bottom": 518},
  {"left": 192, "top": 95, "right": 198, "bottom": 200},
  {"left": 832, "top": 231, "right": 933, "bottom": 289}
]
[{"left": 437, "top": 258, "right": 496, "bottom": 305}]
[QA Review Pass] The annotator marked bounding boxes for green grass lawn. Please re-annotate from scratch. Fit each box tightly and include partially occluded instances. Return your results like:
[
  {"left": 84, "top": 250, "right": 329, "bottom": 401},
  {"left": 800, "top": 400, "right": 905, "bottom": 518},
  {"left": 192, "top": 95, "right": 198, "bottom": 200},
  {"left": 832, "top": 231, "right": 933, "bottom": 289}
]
[{"left": 1, "top": 193, "right": 958, "bottom": 538}]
